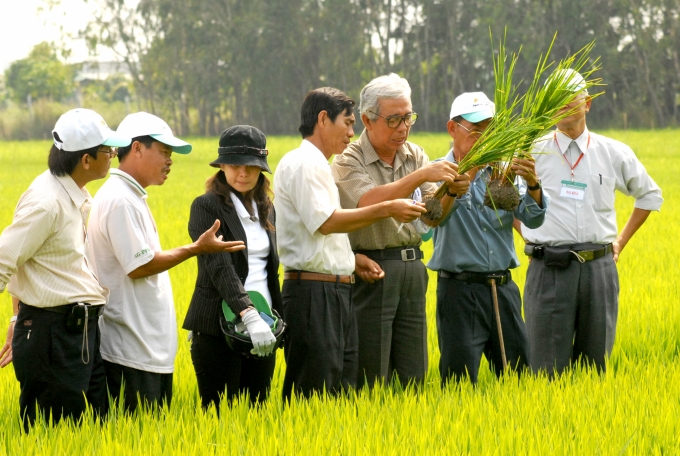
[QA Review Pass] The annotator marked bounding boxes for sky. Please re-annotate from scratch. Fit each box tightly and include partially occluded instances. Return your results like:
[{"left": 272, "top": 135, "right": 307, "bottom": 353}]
[{"left": 0, "top": 0, "right": 117, "bottom": 71}]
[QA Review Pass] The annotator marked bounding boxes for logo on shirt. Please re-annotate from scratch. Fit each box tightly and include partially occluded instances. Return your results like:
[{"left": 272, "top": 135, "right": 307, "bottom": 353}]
[{"left": 135, "top": 249, "right": 151, "bottom": 258}]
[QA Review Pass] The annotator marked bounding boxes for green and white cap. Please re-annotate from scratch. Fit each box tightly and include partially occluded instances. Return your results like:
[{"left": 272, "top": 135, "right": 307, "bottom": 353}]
[
  {"left": 449, "top": 92, "right": 495, "bottom": 124},
  {"left": 53, "top": 108, "right": 132, "bottom": 152},
  {"left": 116, "top": 112, "right": 192, "bottom": 154}
]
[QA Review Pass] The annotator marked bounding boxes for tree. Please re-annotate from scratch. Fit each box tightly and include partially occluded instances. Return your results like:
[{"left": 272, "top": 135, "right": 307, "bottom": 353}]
[{"left": 4, "top": 42, "right": 74, "bottom": 103}]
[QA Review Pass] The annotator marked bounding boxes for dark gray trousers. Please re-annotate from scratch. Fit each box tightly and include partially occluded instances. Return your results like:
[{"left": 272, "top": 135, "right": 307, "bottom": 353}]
[
  {"left": 436, "top": 275, "right": 528, "bottom": 384},
  {"left": 524, "top": 245, "right": 619, "bottom": 375},
  {"left": 281, "top": 279, "right": 358, "bottom": 401},
  {"left": 353, "top": 259, "right": 428, "bottom": 388}
]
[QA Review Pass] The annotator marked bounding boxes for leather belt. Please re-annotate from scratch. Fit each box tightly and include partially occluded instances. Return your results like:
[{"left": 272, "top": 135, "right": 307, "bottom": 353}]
[
  {"left": 527, "top": 244, "right": 612, "bottom": 262},
  {"left": 355, "top": 246, "right": 422, "bottom": 262},
  {"left": 20, "top": 302, "right": 105, "bottom": 317},
  {"left": 284, "top": 271, "right": 355, "bottom": 284},
  {"left": 439, "top": 270, "right": 511, "bottom": 286}
]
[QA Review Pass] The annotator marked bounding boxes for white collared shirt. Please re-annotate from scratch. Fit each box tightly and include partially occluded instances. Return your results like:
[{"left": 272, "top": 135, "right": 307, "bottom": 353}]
[
  {"left": 229, "top": 192, "right": 272, "bottom": 306},
  {"left": 522, "top": 128, "right": 663, "bottom": 245},
  {"left": 87, "top": 168, "right": 176, "bottom": 373},
  {"left": 0, "top": 170, "right": 108, "bottom": 307},
  {"left": 274, "top": 140, "right": 355, "bottom": 275}
]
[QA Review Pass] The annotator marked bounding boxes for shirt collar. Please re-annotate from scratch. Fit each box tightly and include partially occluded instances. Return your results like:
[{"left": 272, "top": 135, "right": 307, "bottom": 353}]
[
  {"left": 357, "top": 129, "right": 413, "bottom": 166},
  {"left": 555, "top": 126, "right": 590, "bottom": 154},
  {"left": 229, "top": 192, "right": 258, "bottom": 221},
  {"left": 55, "top": 173, "right": 91, "bottom": 210},
  {"left": 109, "top": 168, "right": 148, "bottom": 198}
]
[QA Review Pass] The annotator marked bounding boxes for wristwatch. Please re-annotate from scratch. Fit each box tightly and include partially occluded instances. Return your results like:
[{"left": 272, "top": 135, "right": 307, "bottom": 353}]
[
  {"left": 446, "top": 189, "right": 457, "bottom": 198},
  {"left": 9, "top": 316, "right": 17, "bottom": 323},
  {"left": 527, "top": 179, "right": 541, "bottom": 191}
]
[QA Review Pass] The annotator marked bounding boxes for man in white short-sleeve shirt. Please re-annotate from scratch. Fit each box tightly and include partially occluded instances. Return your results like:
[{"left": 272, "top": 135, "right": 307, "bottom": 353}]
[
  {"left": 274, "top": 87, "right": 426, "bottom": 401},
  {"left": 87, "top": 112, "right": 245, "bottom": 412}
]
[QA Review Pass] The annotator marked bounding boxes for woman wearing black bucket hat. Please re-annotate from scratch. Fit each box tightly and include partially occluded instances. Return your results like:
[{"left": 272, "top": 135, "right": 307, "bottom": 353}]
[{"left": 183, "top": 125, "right": 282, "bottom": 408}]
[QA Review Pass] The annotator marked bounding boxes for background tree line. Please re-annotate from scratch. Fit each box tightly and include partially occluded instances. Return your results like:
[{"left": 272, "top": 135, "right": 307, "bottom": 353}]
[{"left": 3, "top": 0, "right": 680, "bottom": 139}]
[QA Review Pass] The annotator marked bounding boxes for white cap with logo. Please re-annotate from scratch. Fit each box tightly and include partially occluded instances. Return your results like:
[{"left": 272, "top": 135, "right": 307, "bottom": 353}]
[
  {"left": 52, "top": 108, "right": 132, "bottom": 152},
  {"left": 449, "top": 92, "right": 495, "bottom": 123},
  {"left": 116, "top": 112, "right": 192, "bottom": 154}
]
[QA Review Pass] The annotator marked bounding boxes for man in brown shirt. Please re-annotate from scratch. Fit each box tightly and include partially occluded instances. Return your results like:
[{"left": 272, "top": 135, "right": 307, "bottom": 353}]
[{"left": 332, "top": 73, "right": 469, "bottom": 387}]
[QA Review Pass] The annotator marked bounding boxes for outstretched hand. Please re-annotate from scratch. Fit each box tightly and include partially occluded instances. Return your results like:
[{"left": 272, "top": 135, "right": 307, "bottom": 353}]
[
  {"left": 195, "top": 220, "right": 246, "bottom": 254},
  {"left": 388, "top": 199, "right": 427, "bottom": 223}
]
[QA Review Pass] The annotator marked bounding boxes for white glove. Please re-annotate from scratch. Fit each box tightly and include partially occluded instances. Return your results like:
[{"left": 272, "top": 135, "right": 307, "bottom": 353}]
[{"left": 241, "top": 309, "right": 276, "bottom": 357}]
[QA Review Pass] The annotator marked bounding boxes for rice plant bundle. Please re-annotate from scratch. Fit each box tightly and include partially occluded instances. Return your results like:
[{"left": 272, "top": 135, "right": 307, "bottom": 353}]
[{"left": 424, "top": 32, "right": 603, "bottom": 217}]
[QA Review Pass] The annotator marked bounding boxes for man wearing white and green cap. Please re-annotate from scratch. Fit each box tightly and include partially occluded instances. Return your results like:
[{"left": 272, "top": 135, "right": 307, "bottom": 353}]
[
  {"left": 87, "top": 112, "right": 245, "bottom": 412},
  {"left": 428, "top": 92, "right": 547, "bottom": 384},
  {"left": 0, "top": 108, "right": 130, "bottom": 430},
  {"left": 521, "top": 70, "right": 663, "bottom": 375}
]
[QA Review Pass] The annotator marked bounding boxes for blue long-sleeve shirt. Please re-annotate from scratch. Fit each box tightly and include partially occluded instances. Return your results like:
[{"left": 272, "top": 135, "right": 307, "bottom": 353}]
[{"left": 427, "top": 150, "right": 549, "bottom": 274}]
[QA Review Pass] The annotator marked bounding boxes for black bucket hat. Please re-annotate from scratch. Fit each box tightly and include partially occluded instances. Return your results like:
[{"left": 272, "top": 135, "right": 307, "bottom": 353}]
[{"left": 210, "top": 125, "right": 271, "bottom": 173}]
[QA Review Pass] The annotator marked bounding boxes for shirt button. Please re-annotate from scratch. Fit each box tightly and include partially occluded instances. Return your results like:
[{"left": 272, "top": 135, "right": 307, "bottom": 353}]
[
  {"left": 490, "top": 250, "right": 494, "bottom": 254},
  {"left": 483, "top": 228, "right": 487, "bottom": 232},
  {"left": 577, "top": 204, "right": 582, "bottom": 208}
]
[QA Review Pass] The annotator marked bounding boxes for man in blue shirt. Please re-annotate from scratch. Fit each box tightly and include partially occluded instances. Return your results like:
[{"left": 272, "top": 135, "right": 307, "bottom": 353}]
[{"left": 428, "top": 92, "right": 549, "bottom": 384}]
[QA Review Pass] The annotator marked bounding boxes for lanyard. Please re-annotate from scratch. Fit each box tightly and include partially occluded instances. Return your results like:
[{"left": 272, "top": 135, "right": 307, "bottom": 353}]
[{"left": 554, "top": 131, "right": 590, "bottom": 182}]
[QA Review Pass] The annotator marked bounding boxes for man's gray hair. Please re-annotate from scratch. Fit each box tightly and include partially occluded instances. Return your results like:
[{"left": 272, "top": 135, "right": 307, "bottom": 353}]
[{"left": 360, "top": 73, "right": 412, "bottom": 121}]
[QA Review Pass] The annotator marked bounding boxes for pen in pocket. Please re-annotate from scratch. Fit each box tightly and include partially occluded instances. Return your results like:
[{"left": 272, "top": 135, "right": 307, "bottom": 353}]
[{"left": 599, "top": 174, "right": 602, "bottom": 184}]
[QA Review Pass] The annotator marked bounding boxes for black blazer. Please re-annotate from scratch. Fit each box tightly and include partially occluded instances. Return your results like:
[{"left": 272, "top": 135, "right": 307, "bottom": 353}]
[{"left": 183, "top": 192, "right": 282, "bottom": 337}]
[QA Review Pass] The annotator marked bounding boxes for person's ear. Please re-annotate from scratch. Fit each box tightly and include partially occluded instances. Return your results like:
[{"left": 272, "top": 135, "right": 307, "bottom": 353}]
[
  {"left": 80, "top": 152, "right": 92, "bottom": 171},
  {"left": 361, "top": 113, "right": 373, "bottom": 131},
  {"left": 317, "top": 110, "right": 328, "bottom": 128},
  {"left": 585, "top": 95, "right": 592, "bottom": 113},
  {"left": 446, "top": 120, "right": 456, "bottom": 138}
]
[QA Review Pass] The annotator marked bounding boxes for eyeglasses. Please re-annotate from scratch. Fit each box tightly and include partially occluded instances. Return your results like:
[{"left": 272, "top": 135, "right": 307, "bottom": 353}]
[
  {"left": 98, "top": 146, "right": 118, "bottom": 158},
  {"left": 370, "top": 111, "right": 418, "bottom": 129},
  {"left": 455, "top": 121, "right": 484, "bottom": 138}
]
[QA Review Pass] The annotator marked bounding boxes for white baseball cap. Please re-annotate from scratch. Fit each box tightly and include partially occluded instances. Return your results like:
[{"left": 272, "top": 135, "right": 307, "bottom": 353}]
[
  {"left": 52, "top": 108, "right": 132, "bottom": 152},
  {"left": 449, "top": 92, "right": 495, "bottom": 123},
  {"left": 547, "top": 69, "right": 587, "bottom": 94},
  {"left": 116, "top": 112, "right": 192, "bottom": 154}
]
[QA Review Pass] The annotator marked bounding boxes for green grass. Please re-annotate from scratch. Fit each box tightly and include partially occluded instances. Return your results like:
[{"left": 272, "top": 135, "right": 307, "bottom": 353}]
[{"left": 0, "top": 130, "right": 678, "bottom": 454}]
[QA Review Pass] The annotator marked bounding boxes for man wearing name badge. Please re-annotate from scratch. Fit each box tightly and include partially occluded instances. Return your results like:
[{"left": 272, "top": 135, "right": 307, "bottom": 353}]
[
  {"left": 0, "top": 109, "right": 131, "bottom": 430},
  {"left": 87, "top": 112, "right": 245, "bottom": 412},
  {"left": 521, "top": 70, "right": 663, "bottom": 375},
  {"left": 275, "top": 87, "right": 427, "bottom": 401},
  {"left": 331, "top": 73, "right": 469, "bottom": 388},
  {"left": 428, "top": 92, "right": 548, "bottom": 384}
]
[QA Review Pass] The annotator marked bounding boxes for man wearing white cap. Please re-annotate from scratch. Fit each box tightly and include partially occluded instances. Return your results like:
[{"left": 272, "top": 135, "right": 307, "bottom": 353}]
[
  {"left": 0, "top": 109, "right": 130, "bottom": 430},
  {"left": 428, "top": 92, "right": 547, "bottom": 384},
  {"left": 86, "top": 112, "right": 245, "bottom": 412},
  {"left": 521, "top": 70, "right": 663, "bottom": 375}
]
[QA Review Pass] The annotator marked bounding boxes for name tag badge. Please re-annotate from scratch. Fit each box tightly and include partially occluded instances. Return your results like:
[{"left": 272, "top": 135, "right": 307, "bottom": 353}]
[{"left": 560, "top": 180, "right": 587, "bottom": 200}]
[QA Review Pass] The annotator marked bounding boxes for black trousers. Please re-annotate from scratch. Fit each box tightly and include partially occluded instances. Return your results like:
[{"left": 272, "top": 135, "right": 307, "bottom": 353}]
[
  {"left": 104, "top": 361, "right": 173, "bottom": 413},
  {"left": 190, "top": 332, "right": 275, "bottom": 409},
  {"left": 12, "top": 303, "right": 107, "bottom": 432},
  {"left": 436, "top": 275, "right": 529, "bottom": 384},
  {"left": 281, "top": 279, "right": 358, "bottom": 402}
]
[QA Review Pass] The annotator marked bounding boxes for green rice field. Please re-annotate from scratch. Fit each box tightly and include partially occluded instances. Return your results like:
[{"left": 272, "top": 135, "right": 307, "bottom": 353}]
[{"left": 0, "top": 130, "right": 678, "bottom": 454}]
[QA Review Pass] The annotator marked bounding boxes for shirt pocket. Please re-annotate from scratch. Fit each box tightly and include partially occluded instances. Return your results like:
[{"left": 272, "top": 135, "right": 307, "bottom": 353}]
[
  {"left": 589, "top": 174, "right": 616, "bottom": 212},
  {"left": 489, "top": 210, "right": 514, "bottom": 230}
]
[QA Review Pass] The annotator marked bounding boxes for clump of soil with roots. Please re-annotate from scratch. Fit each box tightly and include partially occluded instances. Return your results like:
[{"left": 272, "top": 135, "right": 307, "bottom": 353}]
[{"left": 484, "top": 167, "right": 520, "bottom": 212}]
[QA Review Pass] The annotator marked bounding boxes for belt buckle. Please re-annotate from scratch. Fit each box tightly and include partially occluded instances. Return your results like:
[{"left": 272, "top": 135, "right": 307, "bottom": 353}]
[
  {"left": 486, "top": 274, "right": 506, "bottom": 286},
  {"left": 350, "top": 274, "right": 355, "bottom": 284},
  {"left": 401, "top": 248, "right": 416, "bottom": 261}
]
